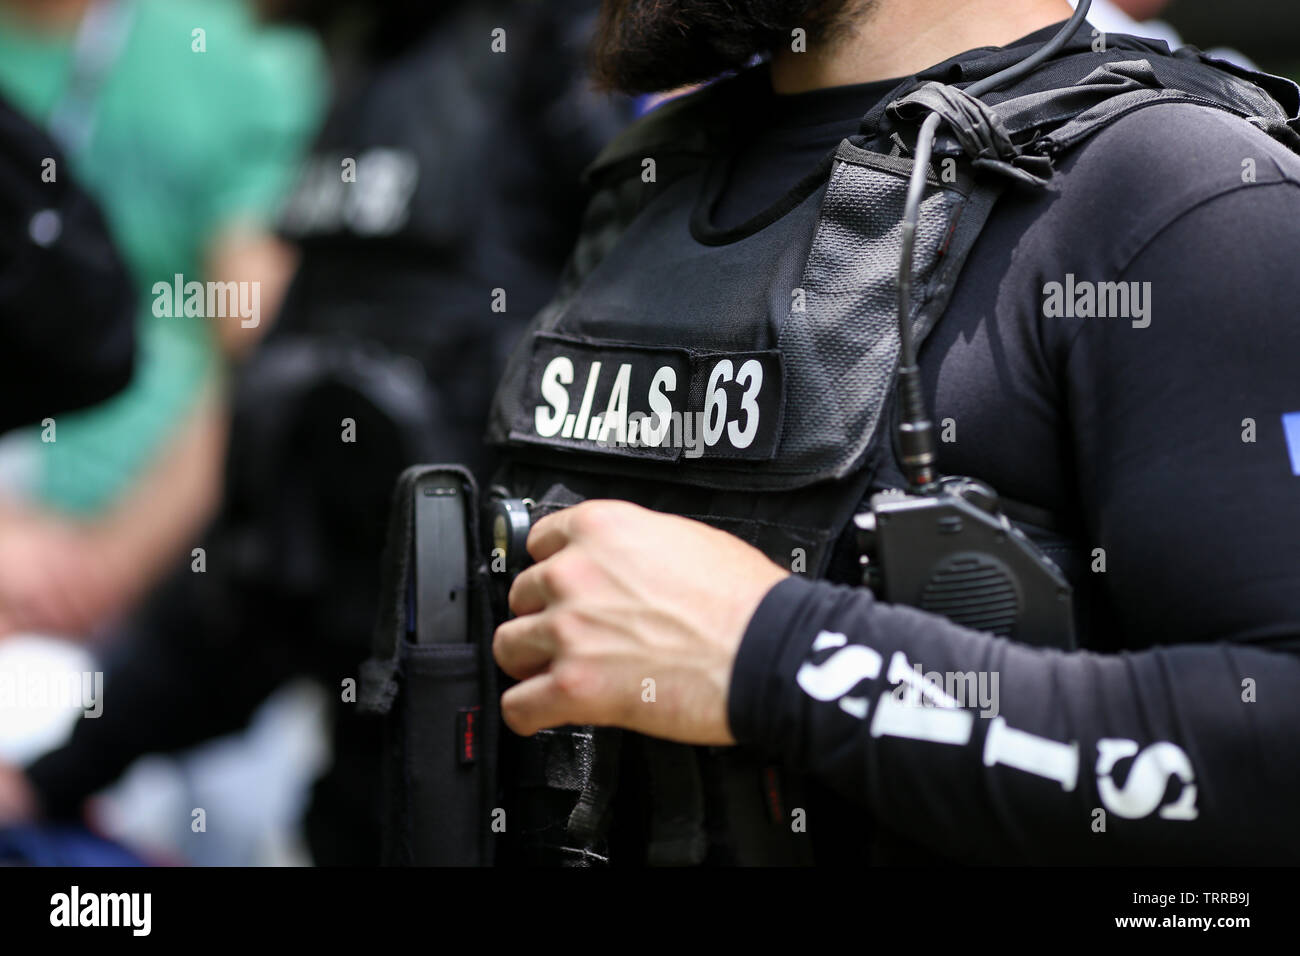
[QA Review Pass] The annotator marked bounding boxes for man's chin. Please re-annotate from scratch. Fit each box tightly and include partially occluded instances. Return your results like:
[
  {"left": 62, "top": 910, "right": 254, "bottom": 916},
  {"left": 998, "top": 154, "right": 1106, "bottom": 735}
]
[
  {"left": 590, "top": 2, "right": 746, "bottom": 94},
  {"left": 590, "top": 0, "right": 862, "bottom": 95}
]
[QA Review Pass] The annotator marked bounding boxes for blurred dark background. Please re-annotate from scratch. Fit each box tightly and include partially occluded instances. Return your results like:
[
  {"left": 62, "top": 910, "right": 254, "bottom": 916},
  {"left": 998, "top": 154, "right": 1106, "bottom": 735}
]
[{"left": 1164, "top": 0, "right": 1300, "bottom": 76}]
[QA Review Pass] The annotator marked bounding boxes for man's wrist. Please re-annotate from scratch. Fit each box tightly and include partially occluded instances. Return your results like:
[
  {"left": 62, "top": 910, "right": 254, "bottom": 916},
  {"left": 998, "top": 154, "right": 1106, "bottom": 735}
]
[{"left": 727, "top": 575, "right": 837, "bottom": 754}]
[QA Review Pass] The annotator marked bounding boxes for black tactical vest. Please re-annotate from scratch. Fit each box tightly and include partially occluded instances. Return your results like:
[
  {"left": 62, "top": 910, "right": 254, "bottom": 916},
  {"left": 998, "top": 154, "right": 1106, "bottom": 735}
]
[{"left": 483, "top": 31, "right": 1300, "bottom": 866}]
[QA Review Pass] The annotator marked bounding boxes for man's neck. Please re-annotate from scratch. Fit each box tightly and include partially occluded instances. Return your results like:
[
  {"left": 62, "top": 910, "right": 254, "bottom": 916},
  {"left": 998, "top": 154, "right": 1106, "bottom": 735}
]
[{"left": 771, "top": 0, "right": 1076, "bottom": 93}]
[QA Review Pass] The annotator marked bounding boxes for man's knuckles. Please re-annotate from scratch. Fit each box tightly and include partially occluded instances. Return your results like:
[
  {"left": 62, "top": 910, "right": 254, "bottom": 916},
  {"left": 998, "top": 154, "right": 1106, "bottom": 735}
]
[
  {"left": 544, "top": 605, "right": 586, "bottom": 652},
  {"left": 500, "top": 663, "right": 606, "bottom": 735},
  {"left": 567, "top": 499, "right": 645, "bottom": 539},
  {"left": 551, "top": 659, "right": 603, "bottom": 703},
  {"left": 543, "top": 549, "right": 607, "bottom": 600}
]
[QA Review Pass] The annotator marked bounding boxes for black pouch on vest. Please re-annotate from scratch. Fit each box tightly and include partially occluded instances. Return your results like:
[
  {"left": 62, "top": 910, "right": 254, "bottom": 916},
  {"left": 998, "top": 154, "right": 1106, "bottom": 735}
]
[{"left": 359, "top": 464, "right": 499, "bottom": 866}]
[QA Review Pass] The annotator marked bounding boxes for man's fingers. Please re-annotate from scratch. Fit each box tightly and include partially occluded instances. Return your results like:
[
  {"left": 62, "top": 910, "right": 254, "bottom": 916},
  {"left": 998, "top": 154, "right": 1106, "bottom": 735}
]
[
  {"left": 509, "top": 546, "right": 594, "bottom": 616},
  {"left": 499, "top": 671, "right": 574, "bottom": 737},
  {"left": 507, "top": 561, "right": 552, "bottom": 617},
  {"left": 524, "top": 509, "right": 575, "bottom": 563},
  {"left": 492, "top": 614, "right": 557, "bottom": 681},
  {"left": 527, "top": 499, "right": 643, "bottom": 563}
]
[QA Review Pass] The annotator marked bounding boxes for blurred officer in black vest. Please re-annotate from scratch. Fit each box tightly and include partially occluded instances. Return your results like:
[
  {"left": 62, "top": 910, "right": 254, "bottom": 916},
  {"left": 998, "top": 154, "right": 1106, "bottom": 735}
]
[{"left": 0, "top": 0, "right": 632, "bottom": 864}]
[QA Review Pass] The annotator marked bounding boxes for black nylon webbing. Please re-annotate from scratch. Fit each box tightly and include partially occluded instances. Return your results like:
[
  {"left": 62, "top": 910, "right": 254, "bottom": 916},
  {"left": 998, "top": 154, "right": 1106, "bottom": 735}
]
[{"left": 643, "top": 739, "right": 707, "bottom": 866}]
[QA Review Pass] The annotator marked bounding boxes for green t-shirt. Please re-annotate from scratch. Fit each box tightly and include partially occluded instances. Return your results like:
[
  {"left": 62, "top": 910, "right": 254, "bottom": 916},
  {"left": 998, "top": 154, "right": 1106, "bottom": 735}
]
[{"left": 0, "top": 0, "right": 324, "bottom": 513}]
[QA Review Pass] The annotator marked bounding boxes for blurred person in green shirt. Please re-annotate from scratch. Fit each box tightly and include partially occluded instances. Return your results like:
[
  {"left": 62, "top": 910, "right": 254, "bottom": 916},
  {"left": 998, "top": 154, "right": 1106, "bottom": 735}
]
[{"left": 0, "top": 0, "right": 325, "bottom": 637}]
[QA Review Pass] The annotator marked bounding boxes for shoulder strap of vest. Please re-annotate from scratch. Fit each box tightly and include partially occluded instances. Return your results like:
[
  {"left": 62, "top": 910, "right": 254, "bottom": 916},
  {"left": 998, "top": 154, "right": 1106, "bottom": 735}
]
[
  {"left": 860, "top": 40, "right": 1300, "bottom": 556},
  {"left": 1002, "top": 52, "right": 1299, "bottom": 155},
  {"left": 883, "top": 43, "right": 1300, "bottom": 190}
]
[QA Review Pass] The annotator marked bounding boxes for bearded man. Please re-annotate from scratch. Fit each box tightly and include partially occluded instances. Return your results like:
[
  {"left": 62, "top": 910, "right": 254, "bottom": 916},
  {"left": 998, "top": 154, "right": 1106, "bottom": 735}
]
[{"left": 482, "top": 0, "right": 1300, "bottom": 865}]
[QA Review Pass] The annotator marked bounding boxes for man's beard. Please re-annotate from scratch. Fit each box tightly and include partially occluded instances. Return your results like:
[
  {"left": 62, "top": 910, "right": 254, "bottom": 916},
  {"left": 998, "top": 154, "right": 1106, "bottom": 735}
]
[{"left": 591, "top": 0, "right": 868, "bottom": 94}]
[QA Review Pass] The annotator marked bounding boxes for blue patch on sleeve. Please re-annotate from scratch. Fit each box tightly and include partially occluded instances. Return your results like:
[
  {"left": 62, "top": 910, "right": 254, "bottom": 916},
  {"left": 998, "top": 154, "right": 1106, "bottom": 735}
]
[{"left": 1284, "top": 412, "right": 1300, "bottom": 476}]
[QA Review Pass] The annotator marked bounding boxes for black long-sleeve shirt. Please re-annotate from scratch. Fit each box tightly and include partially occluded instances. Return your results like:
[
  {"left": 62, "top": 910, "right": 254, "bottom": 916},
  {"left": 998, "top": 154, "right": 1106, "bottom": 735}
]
[{"left": 727, "top": 83, "right": 1300, "bottom": 863}]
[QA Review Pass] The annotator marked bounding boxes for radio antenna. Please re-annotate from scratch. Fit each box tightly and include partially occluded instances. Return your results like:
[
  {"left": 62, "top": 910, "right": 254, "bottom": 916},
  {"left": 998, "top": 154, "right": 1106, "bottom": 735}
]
[{"left": 895, "top": 0, "right": 1093, "bottom": 491}]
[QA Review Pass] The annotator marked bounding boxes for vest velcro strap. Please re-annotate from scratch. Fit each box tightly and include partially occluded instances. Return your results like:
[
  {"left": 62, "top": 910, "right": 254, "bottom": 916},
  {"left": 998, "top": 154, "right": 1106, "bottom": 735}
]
[{"left": 890, "top": 82, "right": 1052, "bottom": 187}]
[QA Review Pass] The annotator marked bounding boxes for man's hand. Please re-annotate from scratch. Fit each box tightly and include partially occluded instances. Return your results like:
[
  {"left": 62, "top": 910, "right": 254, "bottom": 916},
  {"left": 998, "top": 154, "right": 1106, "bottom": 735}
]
[
  {"left": 0, "top": 507, "right": 123, "bottom": 639},
  {"left": 0, "top": 389, "right": 228, "bottom": 641},
  {"left": 493, "top": 500, "right": 789, "bottom": 745}
]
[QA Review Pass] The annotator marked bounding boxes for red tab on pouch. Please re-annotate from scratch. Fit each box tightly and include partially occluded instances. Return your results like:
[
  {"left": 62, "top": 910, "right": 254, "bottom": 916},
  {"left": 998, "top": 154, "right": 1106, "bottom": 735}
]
[{"left": 457, "top": 706, "right": 480, "bottom": 764}]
